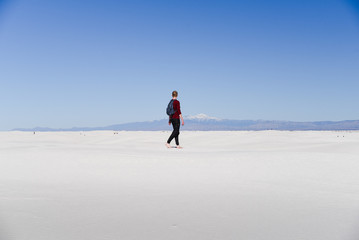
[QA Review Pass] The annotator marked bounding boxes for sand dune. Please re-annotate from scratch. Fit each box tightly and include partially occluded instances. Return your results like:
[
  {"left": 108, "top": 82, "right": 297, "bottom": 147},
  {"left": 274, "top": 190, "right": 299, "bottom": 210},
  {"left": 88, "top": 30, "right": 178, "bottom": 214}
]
[{"left": 0, "top": 131, "right": 359, "bottom": 240}]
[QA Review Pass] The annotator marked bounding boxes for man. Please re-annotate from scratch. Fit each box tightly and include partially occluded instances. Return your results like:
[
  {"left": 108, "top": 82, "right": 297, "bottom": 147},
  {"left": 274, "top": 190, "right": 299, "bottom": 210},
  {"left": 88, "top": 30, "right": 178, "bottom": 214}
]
[{"left": 166, "top": 91, "right": 184, "bottom": 149}]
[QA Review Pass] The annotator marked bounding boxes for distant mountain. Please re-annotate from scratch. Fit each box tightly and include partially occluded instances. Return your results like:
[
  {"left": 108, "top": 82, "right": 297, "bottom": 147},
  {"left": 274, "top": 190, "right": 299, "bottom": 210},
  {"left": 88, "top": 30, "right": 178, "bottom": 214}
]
[{"left": 12, "top": 114, "right": 359, "bottom": 131}]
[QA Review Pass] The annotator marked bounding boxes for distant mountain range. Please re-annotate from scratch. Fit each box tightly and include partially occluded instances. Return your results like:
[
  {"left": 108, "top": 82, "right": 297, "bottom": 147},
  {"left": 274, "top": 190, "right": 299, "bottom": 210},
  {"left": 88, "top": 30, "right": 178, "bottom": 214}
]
[{"left": 13, "top": 114, "right": 359, "bottom": 131}]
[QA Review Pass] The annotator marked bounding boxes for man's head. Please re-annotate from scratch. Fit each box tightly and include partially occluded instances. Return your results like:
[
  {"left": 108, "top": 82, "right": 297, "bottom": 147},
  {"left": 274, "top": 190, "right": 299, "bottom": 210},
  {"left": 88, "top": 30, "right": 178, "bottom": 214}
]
[{"left": 172, "top": 91, "right": 178, "bottom": 98}]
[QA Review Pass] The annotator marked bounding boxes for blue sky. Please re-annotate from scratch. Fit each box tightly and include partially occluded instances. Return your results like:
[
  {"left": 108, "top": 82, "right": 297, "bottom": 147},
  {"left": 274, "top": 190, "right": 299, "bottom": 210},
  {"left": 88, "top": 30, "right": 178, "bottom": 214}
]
[{"left": 1, "top": 0, "right": 359, "bottom": 130}]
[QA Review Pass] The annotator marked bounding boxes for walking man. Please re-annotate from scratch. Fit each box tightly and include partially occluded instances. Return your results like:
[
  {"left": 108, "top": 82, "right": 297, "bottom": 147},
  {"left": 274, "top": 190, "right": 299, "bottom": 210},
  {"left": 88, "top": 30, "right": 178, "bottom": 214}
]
[{"left": 166, "top": 91, "right": 184, "bottom": 149}]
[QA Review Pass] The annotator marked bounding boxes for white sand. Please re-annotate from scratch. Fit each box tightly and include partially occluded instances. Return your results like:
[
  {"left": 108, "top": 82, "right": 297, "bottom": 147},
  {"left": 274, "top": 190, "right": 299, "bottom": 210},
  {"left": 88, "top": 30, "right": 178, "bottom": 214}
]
[{"left": 0, "top": 131, "right": 359, "bottom": 240}]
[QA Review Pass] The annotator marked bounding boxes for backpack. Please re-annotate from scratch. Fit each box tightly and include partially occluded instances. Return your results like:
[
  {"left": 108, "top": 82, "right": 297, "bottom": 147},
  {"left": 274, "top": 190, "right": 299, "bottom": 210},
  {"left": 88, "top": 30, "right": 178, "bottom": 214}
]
[{"left": 166, "top": 99, "right": 176, "bottom": 116}]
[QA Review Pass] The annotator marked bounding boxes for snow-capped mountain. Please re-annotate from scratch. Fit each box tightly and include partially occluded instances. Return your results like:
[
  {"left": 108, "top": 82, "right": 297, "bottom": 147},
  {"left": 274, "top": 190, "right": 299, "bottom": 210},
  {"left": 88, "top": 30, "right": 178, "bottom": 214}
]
[
  {"left": 185, "top": 114, "right": 222, "bottom": 121},
  {"left": 13, "top": 114, "right": 359, "bottom": 131}
]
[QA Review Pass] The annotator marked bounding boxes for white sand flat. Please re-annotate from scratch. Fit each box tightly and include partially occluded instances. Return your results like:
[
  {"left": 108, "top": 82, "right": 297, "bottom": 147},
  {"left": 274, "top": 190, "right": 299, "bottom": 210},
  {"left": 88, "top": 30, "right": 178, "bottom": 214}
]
[{"left": 0, "top": 131, "right": 359, "bottom": 240}]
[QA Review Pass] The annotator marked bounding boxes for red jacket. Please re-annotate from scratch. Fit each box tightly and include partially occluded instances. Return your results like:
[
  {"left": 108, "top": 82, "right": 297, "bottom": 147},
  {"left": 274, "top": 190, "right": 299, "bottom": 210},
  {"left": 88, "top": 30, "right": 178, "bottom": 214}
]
[{"left": 171, "top": 99, "right": 181, "bottom": 119}]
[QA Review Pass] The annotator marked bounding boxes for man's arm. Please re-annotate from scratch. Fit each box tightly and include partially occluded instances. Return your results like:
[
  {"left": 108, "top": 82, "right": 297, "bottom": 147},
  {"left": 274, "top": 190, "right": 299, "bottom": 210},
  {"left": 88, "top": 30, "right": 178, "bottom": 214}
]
[{"left": 176, "top": 101, "right": 184, "bottom": 125}]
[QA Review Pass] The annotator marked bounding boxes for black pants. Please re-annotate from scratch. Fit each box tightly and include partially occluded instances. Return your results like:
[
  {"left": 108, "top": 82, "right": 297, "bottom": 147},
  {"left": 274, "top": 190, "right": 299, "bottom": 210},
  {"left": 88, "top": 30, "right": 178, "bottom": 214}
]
[{"left": 167, "top": 118, "right": 180, "bottom": 146}]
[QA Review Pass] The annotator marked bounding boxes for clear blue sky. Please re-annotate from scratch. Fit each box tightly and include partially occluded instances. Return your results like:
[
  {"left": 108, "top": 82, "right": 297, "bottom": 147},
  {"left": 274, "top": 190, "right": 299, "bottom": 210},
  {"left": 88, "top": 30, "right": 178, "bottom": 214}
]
[{"left": 1, "top": 0, "right": 359, "bottom": 130}]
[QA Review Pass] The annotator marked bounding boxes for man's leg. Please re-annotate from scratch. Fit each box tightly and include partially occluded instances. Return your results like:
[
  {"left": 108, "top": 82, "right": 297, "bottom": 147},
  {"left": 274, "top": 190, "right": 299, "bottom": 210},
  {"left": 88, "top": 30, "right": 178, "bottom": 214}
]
[
  {"left": 172, "top": 119, "right": 180, "bottom": 146},
  {"left": 167, "top": 119, "right": 180, "bottom": 146},
  {"left": 174, "top": 124, "right": 180, "bottom": 146},
  {"left": 167, "top": 119, "right": 177, "bottom": 144}
]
